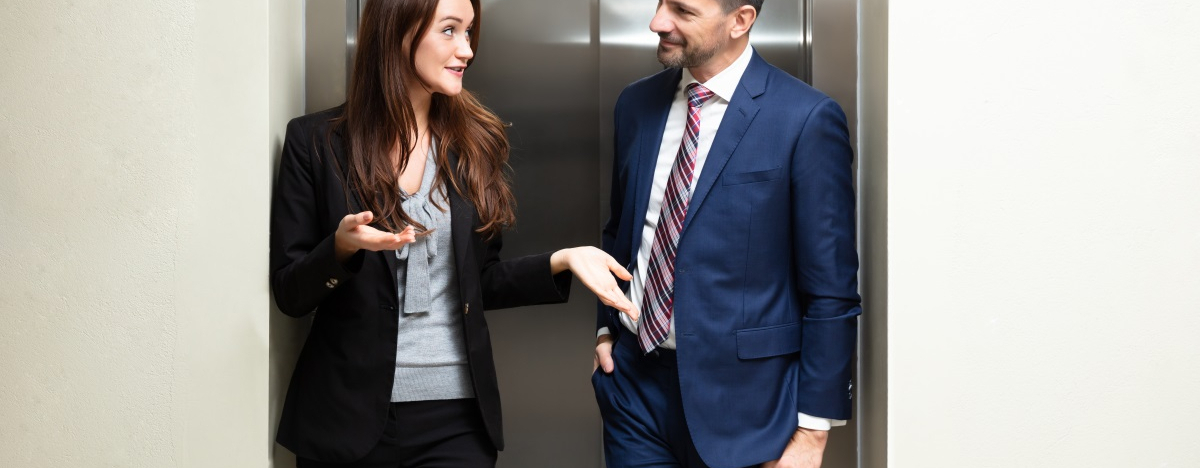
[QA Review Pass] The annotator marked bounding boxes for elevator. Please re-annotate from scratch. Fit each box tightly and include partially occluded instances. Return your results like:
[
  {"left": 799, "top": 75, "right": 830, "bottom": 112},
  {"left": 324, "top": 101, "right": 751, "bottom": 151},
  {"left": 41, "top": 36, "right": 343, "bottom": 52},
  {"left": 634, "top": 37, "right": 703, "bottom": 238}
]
[{"left": 294, "top": 1, "right": 859, "bottom": 466}]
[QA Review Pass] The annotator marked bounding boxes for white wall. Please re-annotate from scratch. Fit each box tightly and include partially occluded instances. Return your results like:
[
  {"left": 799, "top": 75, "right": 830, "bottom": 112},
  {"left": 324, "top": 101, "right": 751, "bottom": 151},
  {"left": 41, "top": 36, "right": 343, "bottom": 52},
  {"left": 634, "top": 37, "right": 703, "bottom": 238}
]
[
  {"left": 268, "top": 0, "right": 306, "bottom": 466},
  {"left": 1, "top": 1, "right": 273, "bottom": 466},
  {"left": 884, "top": 0, "right": 1200, "bottom": 466}
]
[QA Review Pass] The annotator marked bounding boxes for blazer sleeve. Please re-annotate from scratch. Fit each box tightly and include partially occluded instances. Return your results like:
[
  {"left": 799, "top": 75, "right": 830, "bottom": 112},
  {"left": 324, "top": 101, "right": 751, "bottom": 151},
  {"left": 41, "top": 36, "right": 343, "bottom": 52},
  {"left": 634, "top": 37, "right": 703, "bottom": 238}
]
[
  {"left": 269, "top": 118, "right": 364, "bottom": 317},
  {"left": 790, "top": 98, "right": 862, "bottom": 420},
  {"left": 477, "top": 232, "right": 572, "bottom": 311}
]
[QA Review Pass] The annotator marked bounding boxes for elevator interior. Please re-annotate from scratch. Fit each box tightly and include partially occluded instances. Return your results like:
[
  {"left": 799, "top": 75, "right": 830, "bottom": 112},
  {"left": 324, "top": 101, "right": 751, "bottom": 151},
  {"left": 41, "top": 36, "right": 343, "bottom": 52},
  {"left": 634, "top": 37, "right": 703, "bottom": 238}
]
[{"left": 295, "top": 1, "right": 859, "bottom": 466}]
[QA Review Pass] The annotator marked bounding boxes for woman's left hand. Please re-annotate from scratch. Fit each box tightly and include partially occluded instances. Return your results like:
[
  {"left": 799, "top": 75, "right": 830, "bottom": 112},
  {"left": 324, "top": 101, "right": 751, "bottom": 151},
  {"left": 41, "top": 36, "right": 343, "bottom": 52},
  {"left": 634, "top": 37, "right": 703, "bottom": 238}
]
[{"left": 551, "top": 247, "right": 637, "bottom": 322}]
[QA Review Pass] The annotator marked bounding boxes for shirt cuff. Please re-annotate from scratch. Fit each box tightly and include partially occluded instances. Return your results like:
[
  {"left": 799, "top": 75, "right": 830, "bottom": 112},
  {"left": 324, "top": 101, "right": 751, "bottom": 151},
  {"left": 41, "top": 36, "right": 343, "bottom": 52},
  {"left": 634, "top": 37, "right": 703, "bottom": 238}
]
[
  {"left": 597, "top": 327, "right": 611, "bottom": 338},
  {"left": 797, "top": 412, "right": 847, "bottom": 431}
]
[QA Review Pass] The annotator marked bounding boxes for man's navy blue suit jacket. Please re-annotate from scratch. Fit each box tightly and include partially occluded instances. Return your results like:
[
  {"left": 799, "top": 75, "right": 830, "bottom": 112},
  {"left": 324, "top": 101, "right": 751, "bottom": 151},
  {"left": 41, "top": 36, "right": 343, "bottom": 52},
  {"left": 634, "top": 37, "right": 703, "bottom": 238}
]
[{"left": 599, "top": 50, "right": 862, "bottom": 468}]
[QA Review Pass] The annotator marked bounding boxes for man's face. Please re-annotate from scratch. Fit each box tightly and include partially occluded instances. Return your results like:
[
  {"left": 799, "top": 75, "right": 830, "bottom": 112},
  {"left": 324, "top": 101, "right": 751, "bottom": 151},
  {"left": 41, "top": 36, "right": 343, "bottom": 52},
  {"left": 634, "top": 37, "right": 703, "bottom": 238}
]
[{"left": 650, "top": 0, "right": 732, "bottom": 69}]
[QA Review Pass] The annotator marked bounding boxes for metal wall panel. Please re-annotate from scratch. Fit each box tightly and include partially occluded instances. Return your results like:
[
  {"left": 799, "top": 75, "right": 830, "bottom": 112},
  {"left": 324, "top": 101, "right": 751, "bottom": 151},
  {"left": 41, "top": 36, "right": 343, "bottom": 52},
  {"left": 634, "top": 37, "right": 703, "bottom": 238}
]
[
  {"left": 465, "top": 0, "right": 604, "bottom": 466},
  {"left": 304, "top": 0, "right": 356, "bottom": 113}
]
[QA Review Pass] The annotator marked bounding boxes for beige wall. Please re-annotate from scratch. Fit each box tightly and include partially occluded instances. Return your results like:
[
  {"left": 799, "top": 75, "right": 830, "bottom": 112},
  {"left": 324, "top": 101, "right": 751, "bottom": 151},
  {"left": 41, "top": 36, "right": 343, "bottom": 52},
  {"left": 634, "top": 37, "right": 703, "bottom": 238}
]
[
  {"left": 1, "top": 0, "right": 275, "bottom": 466},
  {"left": 882, "top": 0, "right": 1200, "bottom": 466}
]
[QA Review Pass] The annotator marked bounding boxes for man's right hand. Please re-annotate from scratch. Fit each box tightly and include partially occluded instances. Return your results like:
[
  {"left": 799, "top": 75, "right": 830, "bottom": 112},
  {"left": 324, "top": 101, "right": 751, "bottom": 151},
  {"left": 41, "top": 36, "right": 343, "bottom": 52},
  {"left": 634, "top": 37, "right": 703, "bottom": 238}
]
[{"left": 594, "top": 334, "right": 615, "bottom": 374}]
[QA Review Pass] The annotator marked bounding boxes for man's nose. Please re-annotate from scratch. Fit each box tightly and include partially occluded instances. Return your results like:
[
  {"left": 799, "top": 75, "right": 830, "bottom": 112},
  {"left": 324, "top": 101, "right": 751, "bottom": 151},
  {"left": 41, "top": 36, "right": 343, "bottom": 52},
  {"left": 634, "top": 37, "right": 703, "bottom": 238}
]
[{"left": 649, "top": 5, "right": 671, "bottom": 34}]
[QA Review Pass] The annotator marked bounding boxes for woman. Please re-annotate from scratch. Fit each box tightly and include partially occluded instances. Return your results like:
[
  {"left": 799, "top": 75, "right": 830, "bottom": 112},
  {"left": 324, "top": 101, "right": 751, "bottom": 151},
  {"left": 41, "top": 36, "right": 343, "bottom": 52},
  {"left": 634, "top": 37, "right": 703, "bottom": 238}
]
[{"left": 270, "top": 0, "right": 634, "bottom": 466}]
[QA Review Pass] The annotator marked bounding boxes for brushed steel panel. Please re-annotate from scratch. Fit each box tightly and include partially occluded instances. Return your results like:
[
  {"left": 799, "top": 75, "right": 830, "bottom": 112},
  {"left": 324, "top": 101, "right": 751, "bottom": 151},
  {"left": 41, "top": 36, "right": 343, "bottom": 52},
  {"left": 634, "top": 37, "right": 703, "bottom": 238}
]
[
  {"left": 304, "top": 0, "right": 354, "bottom": 113},
  {"left": 465, "top": 1, "right": 604, "bottom": 467}
]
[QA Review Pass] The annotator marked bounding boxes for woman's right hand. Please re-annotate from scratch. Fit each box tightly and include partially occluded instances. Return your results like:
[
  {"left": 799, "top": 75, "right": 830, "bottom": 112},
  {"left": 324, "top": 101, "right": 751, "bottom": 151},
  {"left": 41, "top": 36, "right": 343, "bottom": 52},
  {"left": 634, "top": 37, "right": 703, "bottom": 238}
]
[{"left": 333, "top": 211, "right": 417, "bottom": 262}]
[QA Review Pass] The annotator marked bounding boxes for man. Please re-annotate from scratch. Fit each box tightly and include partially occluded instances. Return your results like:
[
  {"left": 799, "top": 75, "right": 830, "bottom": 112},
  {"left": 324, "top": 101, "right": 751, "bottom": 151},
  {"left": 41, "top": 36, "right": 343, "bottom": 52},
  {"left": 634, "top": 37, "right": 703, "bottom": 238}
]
[{"left": 592, "top": 0, "right": 861, "bottom": 467}]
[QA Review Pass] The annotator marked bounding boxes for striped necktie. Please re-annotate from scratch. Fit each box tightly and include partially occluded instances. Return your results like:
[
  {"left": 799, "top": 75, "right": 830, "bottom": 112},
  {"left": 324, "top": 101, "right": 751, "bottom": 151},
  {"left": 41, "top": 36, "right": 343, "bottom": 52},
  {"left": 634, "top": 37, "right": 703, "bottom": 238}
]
[{"left": 638, "top": 82, "right": 715, "bottom": 354}]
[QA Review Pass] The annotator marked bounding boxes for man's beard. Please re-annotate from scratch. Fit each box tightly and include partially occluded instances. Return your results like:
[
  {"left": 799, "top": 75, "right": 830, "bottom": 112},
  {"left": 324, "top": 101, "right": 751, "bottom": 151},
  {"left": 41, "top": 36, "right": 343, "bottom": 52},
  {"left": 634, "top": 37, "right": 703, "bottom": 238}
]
[{"left": 656, "top": 33, "right": 721, "bottom": 69}]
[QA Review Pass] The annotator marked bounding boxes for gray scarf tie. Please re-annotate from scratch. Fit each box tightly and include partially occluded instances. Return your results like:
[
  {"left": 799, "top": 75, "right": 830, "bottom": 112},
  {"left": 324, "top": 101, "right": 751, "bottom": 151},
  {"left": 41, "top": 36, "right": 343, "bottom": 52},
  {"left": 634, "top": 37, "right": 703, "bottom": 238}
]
[{"left": 395, "top": 151, "right": 439, "bottom": 315}]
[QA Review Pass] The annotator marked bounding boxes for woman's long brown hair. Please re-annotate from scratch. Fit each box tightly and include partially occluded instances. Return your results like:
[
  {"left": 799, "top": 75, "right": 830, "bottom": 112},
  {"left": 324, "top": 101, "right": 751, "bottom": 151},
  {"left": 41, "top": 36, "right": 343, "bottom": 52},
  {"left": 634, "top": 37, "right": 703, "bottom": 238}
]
[{"left": 332, "top": 0, "right": 514, "bottom": 238}]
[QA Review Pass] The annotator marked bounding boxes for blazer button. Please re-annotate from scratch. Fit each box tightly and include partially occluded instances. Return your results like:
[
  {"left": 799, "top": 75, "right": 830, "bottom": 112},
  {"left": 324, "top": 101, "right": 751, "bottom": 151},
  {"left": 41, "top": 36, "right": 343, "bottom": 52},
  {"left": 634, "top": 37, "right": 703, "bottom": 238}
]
[
  {"left": 330, "top": 278, "right": 339, "bottom": 286},
  {"left": 325, "top": 281, "right": 335, "bottom": 289}
]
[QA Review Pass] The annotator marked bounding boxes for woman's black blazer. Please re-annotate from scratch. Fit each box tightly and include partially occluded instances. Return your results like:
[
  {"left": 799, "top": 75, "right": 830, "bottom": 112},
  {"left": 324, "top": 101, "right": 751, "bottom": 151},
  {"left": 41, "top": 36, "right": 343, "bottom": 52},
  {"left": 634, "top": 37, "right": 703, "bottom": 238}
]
[{"left": 270, "top": 107, "right": 571, "bottom": 462}]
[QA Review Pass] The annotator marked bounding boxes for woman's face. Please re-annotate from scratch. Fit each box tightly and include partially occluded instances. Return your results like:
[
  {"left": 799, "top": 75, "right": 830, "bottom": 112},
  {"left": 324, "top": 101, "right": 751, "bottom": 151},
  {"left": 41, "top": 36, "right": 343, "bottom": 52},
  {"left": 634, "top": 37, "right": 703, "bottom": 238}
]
[{"left": 410, "top": 0, "right": 475, "bottom": 98}]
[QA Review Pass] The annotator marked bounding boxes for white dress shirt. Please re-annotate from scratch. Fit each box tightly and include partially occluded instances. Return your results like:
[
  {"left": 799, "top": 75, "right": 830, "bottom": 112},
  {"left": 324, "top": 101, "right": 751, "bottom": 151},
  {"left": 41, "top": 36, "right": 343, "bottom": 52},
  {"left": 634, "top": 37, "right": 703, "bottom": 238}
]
[{"left": 598, "top": 44, "right": 844, "bottom": 430}]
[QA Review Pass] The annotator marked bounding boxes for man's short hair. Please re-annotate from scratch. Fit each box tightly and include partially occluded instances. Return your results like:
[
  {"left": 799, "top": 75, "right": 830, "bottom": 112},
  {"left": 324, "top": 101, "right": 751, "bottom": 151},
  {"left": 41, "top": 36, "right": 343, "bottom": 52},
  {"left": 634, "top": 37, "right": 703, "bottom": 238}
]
[{"left": 719, "top": 0, "right": 764, "bottom": 13}]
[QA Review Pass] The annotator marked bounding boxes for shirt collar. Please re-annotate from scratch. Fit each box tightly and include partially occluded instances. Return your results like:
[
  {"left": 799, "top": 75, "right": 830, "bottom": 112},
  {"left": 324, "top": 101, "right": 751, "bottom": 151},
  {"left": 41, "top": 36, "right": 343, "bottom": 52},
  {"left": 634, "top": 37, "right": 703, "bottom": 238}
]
[{"left": 680, "top": 44, "right": 754, "bottom": 103}]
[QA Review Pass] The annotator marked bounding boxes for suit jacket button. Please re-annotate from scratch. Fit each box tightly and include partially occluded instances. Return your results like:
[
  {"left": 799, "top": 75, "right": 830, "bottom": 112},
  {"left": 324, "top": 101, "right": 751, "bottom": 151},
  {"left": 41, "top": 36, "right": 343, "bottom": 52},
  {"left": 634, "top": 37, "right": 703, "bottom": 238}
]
[
  {"left": 325, "top": 281, "right": 335, "bottom": 289},
  {"left": 329, "top": 278, "right": 339, "bottom": 286}
]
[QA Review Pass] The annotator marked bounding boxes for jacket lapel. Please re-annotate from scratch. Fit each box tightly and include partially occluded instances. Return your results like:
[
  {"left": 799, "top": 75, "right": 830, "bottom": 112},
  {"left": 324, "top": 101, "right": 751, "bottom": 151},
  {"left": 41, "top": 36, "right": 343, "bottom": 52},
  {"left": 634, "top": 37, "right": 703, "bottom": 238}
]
[
  {"left": 629, "top": 69, "right": 683, "bottom": 256},
  {"left": 446, "top": 151, "right": 473, "bottom": 296},
  {"left": 679, "top": 51, "right": 768, "bottom": 237}
]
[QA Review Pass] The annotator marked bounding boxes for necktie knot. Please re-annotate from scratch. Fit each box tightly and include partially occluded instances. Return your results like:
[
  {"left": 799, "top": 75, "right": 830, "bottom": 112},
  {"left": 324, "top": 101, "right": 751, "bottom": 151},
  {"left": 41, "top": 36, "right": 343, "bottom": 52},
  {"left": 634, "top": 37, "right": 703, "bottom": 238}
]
[{"left": 686, "top": 83, "right": 714, "bottom": 109}]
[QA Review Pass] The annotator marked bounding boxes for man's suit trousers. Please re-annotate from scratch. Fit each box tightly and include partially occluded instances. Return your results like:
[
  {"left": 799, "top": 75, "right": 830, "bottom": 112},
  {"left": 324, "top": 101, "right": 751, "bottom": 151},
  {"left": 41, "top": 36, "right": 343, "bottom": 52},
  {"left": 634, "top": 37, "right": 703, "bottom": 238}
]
[{"left": 594, "top": 336, "right": 757, "bottom": 468}]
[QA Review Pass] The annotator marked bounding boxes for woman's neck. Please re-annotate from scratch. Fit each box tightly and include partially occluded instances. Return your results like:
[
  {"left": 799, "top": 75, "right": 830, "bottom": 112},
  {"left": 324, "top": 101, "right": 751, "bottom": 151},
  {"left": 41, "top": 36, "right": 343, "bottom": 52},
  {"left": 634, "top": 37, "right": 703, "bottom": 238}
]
[
  {"left": 392, "top": 89, "right": 433, "bottom": 170},
  {"left": 409, "top": 88, "right": 432, "bottom": 138}
]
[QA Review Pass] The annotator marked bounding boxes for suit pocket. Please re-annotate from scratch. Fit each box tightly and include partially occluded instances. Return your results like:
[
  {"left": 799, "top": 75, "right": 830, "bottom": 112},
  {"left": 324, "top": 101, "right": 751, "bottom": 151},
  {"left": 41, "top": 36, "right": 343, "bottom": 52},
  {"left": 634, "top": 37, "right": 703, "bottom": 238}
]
[
  {"left": 735, "top": 322, "right": 802, "bottom": 359},
  {"left": 722, "top": 167, "right": 783, "bottom": 186}
]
